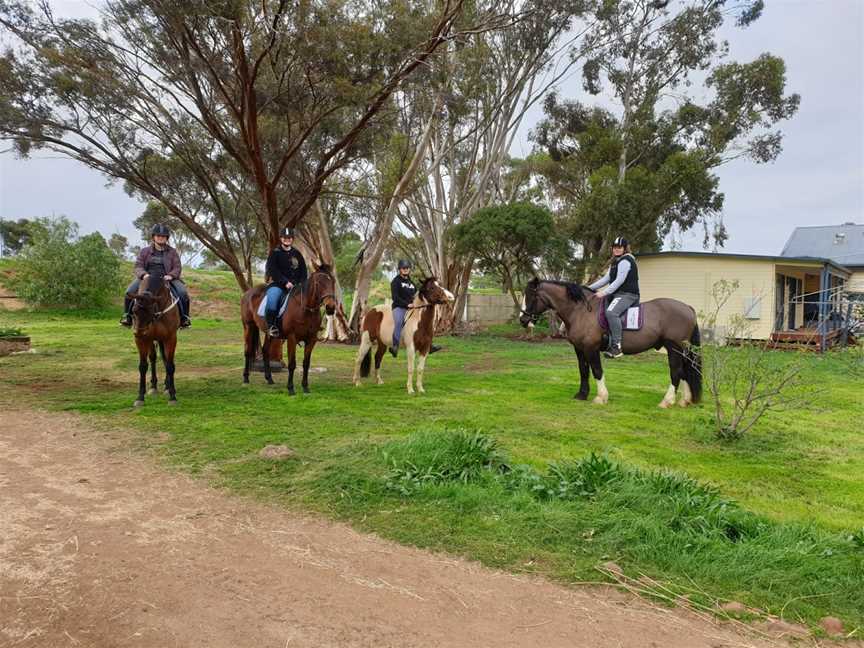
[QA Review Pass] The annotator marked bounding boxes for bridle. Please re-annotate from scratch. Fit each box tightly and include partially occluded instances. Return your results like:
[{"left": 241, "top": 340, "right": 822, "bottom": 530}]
[
  {"left": 304, "top": 272, "right": 336, "bottom": 313},
  {"left": 520, "top": 284, "right": 550, "bottom": 324},
  {"left": 133, "top": 283, "right": 178, "bottom": 327}
]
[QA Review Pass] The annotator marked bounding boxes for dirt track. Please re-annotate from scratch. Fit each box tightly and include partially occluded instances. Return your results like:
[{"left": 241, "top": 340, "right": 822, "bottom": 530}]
[{"left": 0, "top": 409, "right": 812, "bottom": 648}]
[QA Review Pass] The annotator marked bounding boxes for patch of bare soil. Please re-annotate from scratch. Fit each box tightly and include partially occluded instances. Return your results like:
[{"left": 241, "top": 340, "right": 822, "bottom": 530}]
[{"left": 0, "top": 409, "right": 837, "bottom": 648}]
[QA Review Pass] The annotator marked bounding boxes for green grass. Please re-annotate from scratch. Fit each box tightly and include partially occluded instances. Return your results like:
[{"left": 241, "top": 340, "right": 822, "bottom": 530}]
[{"left": 1, "top": 300, "right": 862, "bottom": 631}]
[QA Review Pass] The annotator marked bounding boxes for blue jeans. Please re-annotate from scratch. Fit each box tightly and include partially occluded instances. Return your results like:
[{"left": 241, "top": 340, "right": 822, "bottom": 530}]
[
  {"left": 392, "top": 307, "right": 408, "bottom": 348},
  {"left": 265, "top": 286, "right": 286, "bottom": 313}
]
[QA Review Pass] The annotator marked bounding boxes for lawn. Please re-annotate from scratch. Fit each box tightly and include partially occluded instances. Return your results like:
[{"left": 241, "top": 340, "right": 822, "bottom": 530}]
[{"left": 1, "top": 300, "right": 862, "bottom": 632}]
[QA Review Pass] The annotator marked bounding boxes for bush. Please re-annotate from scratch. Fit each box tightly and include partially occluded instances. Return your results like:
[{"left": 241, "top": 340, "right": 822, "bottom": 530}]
[
  {"left": 384, "top": 429, "right": 510, "bottom": 494},
  {"left": 0, "top": 327, "right": 25, "bottom": 338},
  {"left": 11, "top": 217, "right": 123, "bottom": 309}
]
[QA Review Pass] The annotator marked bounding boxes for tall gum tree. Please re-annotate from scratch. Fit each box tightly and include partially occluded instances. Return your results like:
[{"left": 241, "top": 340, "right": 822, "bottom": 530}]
[{"left": 0, "top": 0, "right": 470, "bottom": 290}]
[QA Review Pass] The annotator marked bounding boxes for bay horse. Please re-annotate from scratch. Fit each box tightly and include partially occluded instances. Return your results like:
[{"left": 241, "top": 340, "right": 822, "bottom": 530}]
[
  {"left": 353, "top": 277, "right": 454, "bottom": 394},
  {"left": 519, "top": 279, "right": 701, "bottom": 407},
  {"left": 128, "top": 268, "right": 180, "bottom": 407},
  {"left": 240, "top": 266, "right": 337, "bottom": 394}
]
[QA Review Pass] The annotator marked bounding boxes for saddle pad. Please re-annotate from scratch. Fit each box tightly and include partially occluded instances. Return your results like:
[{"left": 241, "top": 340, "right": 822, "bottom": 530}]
[
  {"left": 598, "top": 299, "right": 644, "bottom": 331},
  {"left": 256, "top": 289, "right": 292, "bottom": 318}
]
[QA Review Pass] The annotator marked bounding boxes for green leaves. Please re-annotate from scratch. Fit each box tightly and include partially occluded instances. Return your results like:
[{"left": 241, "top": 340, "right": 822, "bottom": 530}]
[{"left": 10, "top": 217, "right": 123, "bottom": 309}]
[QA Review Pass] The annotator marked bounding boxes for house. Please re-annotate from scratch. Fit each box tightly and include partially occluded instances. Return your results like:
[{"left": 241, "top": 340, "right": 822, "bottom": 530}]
[
  {"left": 637, "top": 250, "right": 851, "bottom": 349},
  {"left": 781, "top": 223, "right": 864, "bottom": 295}
]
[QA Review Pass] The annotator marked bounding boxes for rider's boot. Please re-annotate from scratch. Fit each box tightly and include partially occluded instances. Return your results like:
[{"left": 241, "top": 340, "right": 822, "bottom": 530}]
[
  {"left": 429, "top": 345, "right": 442, "bottom": 354},
  {"left": 265, "top": 311, "right": 280, "bottom": 338},
  {"left": 120, "top": 298, "right": 133, "bottom": 327},
  {"left": 604, "top": 342, "right": 623, "bottom": 359},
  {"left": 389, "top": 346, "right": 398, "bottom": 358}
]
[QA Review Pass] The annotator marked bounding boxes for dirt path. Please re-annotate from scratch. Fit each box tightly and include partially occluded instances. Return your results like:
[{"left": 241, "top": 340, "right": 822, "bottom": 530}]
[{"left": 0, "top": 409, "right": 807, "bottom": 648}]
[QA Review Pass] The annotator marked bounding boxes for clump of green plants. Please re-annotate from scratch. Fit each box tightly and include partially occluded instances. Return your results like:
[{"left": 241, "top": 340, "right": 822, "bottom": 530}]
[
  {"left": 0, "top": 327, "right": 25, "bottom": 338},
  {"left": 384, "top": 429, "right": 510, "bottom": 494},
  {"left": 10, "top": 217, "right": 123, "bottom": 309}
]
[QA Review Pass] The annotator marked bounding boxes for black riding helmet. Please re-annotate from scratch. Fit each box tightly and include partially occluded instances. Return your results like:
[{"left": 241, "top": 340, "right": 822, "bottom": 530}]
[
  {"left": 279, "top": 227, "right": 295, "bottom": 239},
  {"left": 612, "top": 236, "right": 629, "bottom": 247},
  {"left": 397, "top": 259, "right": 412, "bottom": 270},
  {"left": 151, "top": 223, "right": 170, "bottom": 238}
]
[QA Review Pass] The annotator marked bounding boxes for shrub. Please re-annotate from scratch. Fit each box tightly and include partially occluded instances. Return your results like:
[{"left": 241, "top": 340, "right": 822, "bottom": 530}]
[
  {"left": 11, "top": 217, "right": 123, "bottom": 309},
  {"left": 384, "top": 429, "right": 510, "bottom": 494},
  {"left": 0, "top": 327, "right": 25, "bottom": 338}
]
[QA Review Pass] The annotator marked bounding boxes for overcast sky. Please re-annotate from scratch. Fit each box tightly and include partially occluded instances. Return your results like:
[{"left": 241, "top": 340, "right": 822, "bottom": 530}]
[{"left": 0, "top": 0, "right": 862, "bottom": 255}]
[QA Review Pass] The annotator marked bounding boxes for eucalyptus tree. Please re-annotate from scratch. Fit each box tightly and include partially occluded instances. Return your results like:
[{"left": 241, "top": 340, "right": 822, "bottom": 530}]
[
  {"left": 531, "top": 0, "right": 800, "bottom": 276},
  {"left": 0, "top": 0, "right": 469, "bottom": 290}
]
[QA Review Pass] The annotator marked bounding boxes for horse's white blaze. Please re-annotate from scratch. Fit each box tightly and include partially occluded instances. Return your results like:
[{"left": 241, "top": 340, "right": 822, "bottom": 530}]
[
  {"left": 436, "top": 281, "right": 455, "bottom": 302},
  {"left": 659, "top": 383, "right": 676, "bottom": 408},
  {"left": 593, "top": 376, "right": 609, "bottom": 405},
  {"left": 679, "top": 380, "right": 693, "bottom": 407}
]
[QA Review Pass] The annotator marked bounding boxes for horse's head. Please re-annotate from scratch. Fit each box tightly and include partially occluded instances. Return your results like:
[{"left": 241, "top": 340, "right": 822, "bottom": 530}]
[
  {"left": 519, "top": 278, "right": 550, "bottom": 328},
  {"left": 308, "top": 265, "right": 337, "bottom": 315},
  {"left": 418, "top": 277, "right": 455, "bottom": 305},
  {"left": 130, "top": 272, "right": 166, "bottom": 330}
]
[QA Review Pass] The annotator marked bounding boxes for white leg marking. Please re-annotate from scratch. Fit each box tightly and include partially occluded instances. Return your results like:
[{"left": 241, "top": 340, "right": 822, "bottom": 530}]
[
  {"left": 593, "top": 376, "right": 609, "bottom": 405},
  {"left": 659, "top": 383, "right": 676, "bottom": 408},
  {"left": 679, "top": 380, "right": 693, "bottom": 407},
  {"left": 406, "top": 346, "right": 416, "bottom": 394},
  {"left": 416, "top": 353, "right": 428, "bottom": 393}
]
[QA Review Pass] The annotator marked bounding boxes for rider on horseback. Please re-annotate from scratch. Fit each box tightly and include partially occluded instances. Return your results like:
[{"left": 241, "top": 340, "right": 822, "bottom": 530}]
[
  {"left": 263, "top": 227, "right": 307, "bottom": 338},
  {"left": 589, "top": 236, "right": 640, "bottom": 359},
  {"left": 389, "top": 259, "right": 440, "bottom": 358},
  {"left": 120, "top": 224, "right": 191, "bottom": 328}
]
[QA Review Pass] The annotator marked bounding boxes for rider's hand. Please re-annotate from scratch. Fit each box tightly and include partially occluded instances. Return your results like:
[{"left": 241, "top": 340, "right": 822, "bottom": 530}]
[
  {"left": 285, "top": 282, "right": 294, "bottom": 290},
  {"left": 143, "top": 274, "right": 150, "bottom": 279},
  {"left": 595, "top": 288, "right": 607, "bottom": 298},
  {"left": 164, "top": 274, "right": 173, "bottom": 281}
]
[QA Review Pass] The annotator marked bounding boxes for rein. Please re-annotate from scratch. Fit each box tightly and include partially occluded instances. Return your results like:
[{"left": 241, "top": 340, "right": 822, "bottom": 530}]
[{"left": 154, "top": 296, "right": 179, "bottom": 318}]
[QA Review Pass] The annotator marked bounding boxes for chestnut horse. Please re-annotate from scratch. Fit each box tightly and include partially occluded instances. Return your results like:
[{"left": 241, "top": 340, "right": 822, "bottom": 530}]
[
  {"left": 519, "top": 279, "right": 701, "bottom": 407},
  {"left": 240, "top": 266, "right": 337, "bottom": 394},
  {"left": 128, "top": 268, "right": 180, "bottom": 407},
  {"left": 353, "top": 277, "right": 454, "bottom": 394}
]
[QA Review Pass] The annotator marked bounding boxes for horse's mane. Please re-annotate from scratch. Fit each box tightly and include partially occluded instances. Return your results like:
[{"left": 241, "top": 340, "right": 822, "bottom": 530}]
[{"left": 537, "top": 279, "right": 592, "bottom": 304}]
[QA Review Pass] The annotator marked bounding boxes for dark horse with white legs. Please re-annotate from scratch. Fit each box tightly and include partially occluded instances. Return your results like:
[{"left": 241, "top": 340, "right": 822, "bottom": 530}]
[
  {"left": 240, "top": 266, "right": 337, "bottom": 394},
  {"left": 128, "top": 268, "right": 181, "bottom": 407},
  {"left": 519, "top": 279, "right": 701, "bottom": 407}
]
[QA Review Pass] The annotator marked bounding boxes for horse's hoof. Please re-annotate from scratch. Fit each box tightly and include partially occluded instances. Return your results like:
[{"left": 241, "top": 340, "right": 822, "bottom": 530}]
[
  {"left": 287, "top": 388, "right": 296, "bottom": 396},
  {"left": 678, "top": 400, "right": 690, "bottom": 408},
  {"left": 266, "top": 379, "right": 275, "bottom": 385},
  {"left": 242, "top": 381, "right": 250, "bottom": 387},
  {"left": 167, "top": 400, "right": 178, "bottom": 407},
  {"left": 592, "top": 396, "right": 607, "bottom": 405},
  {"left": 417, "top": 387, "right": 425, "bottom": 394},
  {"left": 148, "top": 388, "right": 158, "bottom": 396},
  {"left": 133, "top": 400, "right": 144, "bottom": 408},
  {"left": 658, "top": 401, "right": 672, "bottom": 409},
  {"left": 574, "top": 393, "right": 588, "bottom": 401},
  {"left": 302, "top": 387, "right": 310, "bottom": 394}
]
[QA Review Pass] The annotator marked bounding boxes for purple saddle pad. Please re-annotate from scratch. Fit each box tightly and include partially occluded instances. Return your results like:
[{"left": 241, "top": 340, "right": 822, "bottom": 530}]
[{"left": 597, "top": 297, "right": 644, "bottom": 332}]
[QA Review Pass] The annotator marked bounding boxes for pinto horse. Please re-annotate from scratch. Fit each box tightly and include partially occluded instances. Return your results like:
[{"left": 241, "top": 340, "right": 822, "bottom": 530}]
[
  {"left": 240, "top": 266, "right": 337, "bottom": 394},
  {"left": 128, "top": 268, "right": 181, "bottom": 407},
  {"left": 519, "top": 279, "right": 701, "bottom": 407},
  {"left": 353, "top": 277, "right": 454, "bottom": 394}
]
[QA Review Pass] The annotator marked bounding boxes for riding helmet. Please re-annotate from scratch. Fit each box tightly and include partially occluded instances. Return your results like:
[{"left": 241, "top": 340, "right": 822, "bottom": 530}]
[
  {"left": 612, "top": 236, "right": 629, "bottom": 247},
  {"left": 150, "top": 223, "right": 170, "bottom": 238},
  {"left": 279, "top": 227, "right": 295, "bottom": 239},
  {"left": 397, "top": 259, "right": 412, "bottom": 270}
]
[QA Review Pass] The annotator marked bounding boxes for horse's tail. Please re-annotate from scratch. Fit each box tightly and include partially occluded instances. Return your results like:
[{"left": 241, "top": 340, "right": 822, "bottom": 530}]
[
  {"left": 682, "top": 322, "right": 702, "bottom": 404},
  {"left": 359, "top": 347, "right": 372, "bottom": 378},
  {"left": 359, "top": 329, "right": 373, "bottom": 378}
]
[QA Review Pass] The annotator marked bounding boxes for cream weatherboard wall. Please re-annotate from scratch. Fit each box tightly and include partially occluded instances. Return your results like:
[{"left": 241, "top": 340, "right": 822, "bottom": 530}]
[
  {"left": 849, "top": 271, "right": 864, "bottom": 294},
  {"left": 637, "top": 256, "right": 777, "bottom": 340}
]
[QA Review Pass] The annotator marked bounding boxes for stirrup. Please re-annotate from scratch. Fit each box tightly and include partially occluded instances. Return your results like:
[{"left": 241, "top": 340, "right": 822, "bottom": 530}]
[
  {"left": 268, "top": 325, "right": 280, "bottom": 338},
  {"left": 180, "top": 317, "right": 192, "bottom": 328},
  {"left": 120, "top": 315, "right": 132, "bottom": 327},
  {"left": 429, "top": 345, "right": 442, "bottom": 354},
  {"left": 389, "top": 347, "right": 398, "bottom": 358},
  {"left": 604, "top": 345, "right": 623, "bottom": 359}
]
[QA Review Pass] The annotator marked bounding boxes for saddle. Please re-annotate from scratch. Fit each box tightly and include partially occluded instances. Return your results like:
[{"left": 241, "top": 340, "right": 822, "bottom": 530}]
[
  {"left": 597, "top": 297, "right": 644, "bottom": 332},
  {"left": 256, "top": 287, "right": 294, "bottom": 318}
]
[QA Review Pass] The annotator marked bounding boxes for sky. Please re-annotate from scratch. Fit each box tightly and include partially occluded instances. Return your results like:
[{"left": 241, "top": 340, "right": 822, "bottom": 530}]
[{"left": 0, "top": 0, "right": 862, "bottom": 255}]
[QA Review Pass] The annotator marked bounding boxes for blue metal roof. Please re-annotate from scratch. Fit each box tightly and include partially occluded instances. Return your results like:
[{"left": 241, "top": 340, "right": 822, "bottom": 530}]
[{"left": 780, "top": 223, "right": 864, "bottom": 268}]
